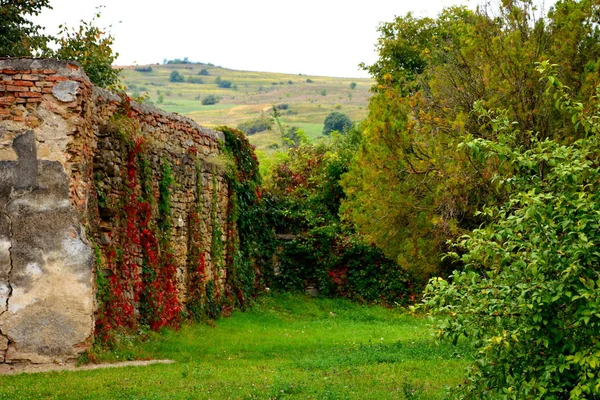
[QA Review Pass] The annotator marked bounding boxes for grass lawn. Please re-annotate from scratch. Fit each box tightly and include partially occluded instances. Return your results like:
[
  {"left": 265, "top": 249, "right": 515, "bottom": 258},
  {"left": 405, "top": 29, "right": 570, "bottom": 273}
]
[{"left": 0, "top": 294, "right": 471, "bottom": 399}]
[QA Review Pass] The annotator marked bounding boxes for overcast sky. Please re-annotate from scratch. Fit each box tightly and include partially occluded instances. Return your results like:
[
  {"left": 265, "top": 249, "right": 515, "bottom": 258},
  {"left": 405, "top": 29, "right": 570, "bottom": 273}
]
[{"left": 33, "top": 0, "right": 479, "bottom": 78}]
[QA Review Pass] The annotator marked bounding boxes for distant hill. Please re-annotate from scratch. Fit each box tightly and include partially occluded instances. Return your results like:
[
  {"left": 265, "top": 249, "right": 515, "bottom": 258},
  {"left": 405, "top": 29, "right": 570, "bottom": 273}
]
[{"left": 120, "top": 63, "right": 373, "bottom": 154}]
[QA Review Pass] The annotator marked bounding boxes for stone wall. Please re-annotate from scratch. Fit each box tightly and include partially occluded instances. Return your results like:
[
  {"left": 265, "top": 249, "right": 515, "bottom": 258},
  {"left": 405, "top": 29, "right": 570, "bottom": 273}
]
[{"left": 0, "top": 58, "right": 231, "bottom": 363}]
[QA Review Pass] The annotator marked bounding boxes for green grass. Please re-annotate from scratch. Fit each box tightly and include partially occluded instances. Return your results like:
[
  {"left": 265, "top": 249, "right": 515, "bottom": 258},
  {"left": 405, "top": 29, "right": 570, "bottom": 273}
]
[{"left": 0, "top": 294, "right": 471, "bottom": 399}]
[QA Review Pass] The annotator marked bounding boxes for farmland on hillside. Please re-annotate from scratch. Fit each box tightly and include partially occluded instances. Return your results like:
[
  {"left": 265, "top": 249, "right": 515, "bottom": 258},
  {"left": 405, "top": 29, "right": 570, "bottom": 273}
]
[{"left": 121, "top": 63, "right": 373, "bottom": 153}]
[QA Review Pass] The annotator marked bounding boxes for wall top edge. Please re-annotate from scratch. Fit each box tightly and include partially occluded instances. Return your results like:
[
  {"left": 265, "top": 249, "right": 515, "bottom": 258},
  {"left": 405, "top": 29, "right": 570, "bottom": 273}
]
[{"left": 0, "top": 58, "right": 225, "bottom": 142}]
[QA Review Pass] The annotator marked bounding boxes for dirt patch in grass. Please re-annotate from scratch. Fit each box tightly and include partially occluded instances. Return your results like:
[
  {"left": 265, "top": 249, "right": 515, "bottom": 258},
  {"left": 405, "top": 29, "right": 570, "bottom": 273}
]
[{"left": 0, "top": 359, "right": 174, "bottom": 375}]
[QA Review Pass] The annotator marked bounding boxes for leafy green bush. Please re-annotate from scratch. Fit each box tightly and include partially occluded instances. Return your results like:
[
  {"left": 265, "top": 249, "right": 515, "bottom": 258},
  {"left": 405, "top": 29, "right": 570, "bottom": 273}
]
[
  {"left": 201, "top": 95, "right": 219, "bottom": 105},
  {"left": 266, "top": 132, "right": 419, "bottom": 305},
  {"left": 237, "top": 116, "right": 273, "bottom": 135},
  {"left": 423, "top": 69, "right": 600, "bottom": 398},
  {"left": 0, "top": 0, "right": 52, "bottom": 57},
  {"left": 134, "top": 66, "right": 153, "bottom": 73},
  {"left": 215, "top": 76, "right": 232, "bottom": 88},
  {"left": 199, "top": 68, "right": 209, "bottom": 76},
  {"left": 322, "top": 112, "right": 352, "bottom": 135},
  {"left": 53, "top": 10, "right": 121, "bottom": 89},
  {"left": 276, "top": 229, "right": 418, "bottom": 305},
  {"left": 186, "top": 76, "right": 203, "bottom": 84},
  {"left": 169, "top": 70, "right": 185, "bottom": 82}
]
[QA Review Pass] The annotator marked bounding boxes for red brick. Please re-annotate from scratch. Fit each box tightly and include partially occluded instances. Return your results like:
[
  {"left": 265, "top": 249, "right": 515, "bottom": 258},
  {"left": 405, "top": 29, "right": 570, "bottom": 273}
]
[
  {"left": 67, "top": 63, "right": 79, "bottom": 70},
  {"left": 20, "top": 74, "right": 40, "bottom": 81},
  {"left": 43, "top": 69, "right": 57, "bottom": 75},
  {"left": 41, "top": 88, "right": 54, "bottom": 94},
  {"left": 35, "top": 81, "right": 54, "bottom": 87},
  {"left": 6, "top": 85, "right": 30, "bottom": 92},
  {"left": 0, "top": 97, "right": 16, "bottom": 105},
  {"left": 0, "top": 109, "right": 10, "bottom": 116},
  {"left": 26, "top": 98, "right": 42, "bottom": 103},
  {"left": 2, "top": 69, "right": 19, "bottom": 75},
  {"left": 18, "top": 92, "right": 41, "bottom": 98},
  {"left": 12, "top": 116, "right": 24, "bottom": 122},
  {"left": 13, "top": 80, "right": 34, "bottom": 87},
  {"left": 15, "top": 98, "right": 26, "bottom": 104},
  {"left": 46, "top": 76, "right": 67, "bottom": 82}
]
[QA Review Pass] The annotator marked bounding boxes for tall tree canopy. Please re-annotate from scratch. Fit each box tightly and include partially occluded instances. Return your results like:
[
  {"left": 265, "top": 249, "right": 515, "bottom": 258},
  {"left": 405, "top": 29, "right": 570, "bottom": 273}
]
[
  {"left": 0, "top": 0, "right": 52, "bottom": 57},
  {"left": 341, "top": 0, "right": 600, "bottom": 278}
]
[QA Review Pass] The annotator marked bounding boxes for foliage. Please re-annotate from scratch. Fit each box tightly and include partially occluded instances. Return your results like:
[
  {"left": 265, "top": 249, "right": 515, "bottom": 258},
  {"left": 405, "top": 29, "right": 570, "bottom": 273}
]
[
  {"left": 215, "top": 76, "right": 233, "bottom": 88},
  {"left": 422, "top": 71, "right": 600, "bottom": 398},
  {"left": 342, "top": 0, "right": 600, "bottom": 277},
  {"left": 201, "top": 94, "right": 219, "bottom": 105},
  {"left": 94, "top": 113, "right": 182, "bottom": 342},
  {"left": 322, "top": 111, "right": 352, "bottom": 135},
  {"left": 199, "top": 68, "right": 210, "bottom": 76},
  {"left": 237, "top": 115, "right": 273, "bottom": 135},
  {"left": 350, "top": 82, "right": 357, "bottom": 90},
  {"left": 265, "top": 130, "right": 419, "bottom": 305},
  {"left": 165, "top": 57, "right": 193, "bottom": 64},
  {"left": 282, "top": 126, "right": 308, "bottom": 148},
  {"left": 276, "top": 228, "right": 418, "bottom": 305},
  {"left": 0, "top": 0, "right": 52, "bottom": 57},
  {"left": 52, "top": 9, "right": 122, "bottom": 89},
  {"left": 219, "top": 126, "right": 275, "bottom": 309},
  {"left": 134, "top": 66, "right": 153, "bottom": 72},
  {"left": 186, "top": 76, "right": 203, "bottom": 84},
  {"left": 169, "top": 70, "right": 185, "bottom": 83}
]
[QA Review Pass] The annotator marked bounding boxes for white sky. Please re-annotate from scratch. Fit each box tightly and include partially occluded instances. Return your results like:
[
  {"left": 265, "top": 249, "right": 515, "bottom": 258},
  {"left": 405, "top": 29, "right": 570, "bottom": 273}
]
[{"left": 33, "top": 0, "right": 478, "bottom": 78}]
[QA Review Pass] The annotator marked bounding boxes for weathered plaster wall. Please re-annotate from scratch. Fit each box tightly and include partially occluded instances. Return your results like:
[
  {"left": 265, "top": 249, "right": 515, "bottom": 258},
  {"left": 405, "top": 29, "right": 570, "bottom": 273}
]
[{"left": 0, "top": 58, "right": 230, "bottom": 363}]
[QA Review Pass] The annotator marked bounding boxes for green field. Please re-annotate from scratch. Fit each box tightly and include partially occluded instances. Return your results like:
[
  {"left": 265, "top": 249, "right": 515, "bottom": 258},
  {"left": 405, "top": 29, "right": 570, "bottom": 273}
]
[
  {"left": 121, "top": 63, "right": 373, "bottom": 155},
  {"left": 0, "top": 294, "right": 470, "bottom": 399}
]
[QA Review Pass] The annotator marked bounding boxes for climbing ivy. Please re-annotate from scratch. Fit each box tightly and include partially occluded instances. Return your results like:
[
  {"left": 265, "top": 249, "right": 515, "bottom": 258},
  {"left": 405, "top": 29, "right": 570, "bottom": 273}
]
[{"left": 219, "top": 126, "right": 275, "bottom": 308}]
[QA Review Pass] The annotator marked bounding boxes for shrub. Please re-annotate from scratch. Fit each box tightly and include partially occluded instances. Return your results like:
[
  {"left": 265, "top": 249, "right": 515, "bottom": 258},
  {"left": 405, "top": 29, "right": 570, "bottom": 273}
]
[
  {"left": 169, "top": 70, "right": 184, "bottom": 82},
  {"left": 201, "top": 95, "right": 219, "bottom": 105},
  {"left": 237, "top": 116, "right": 273, "bottom": 135},
  {"left": 0, "top": 0, "right": 52, "bottom": 57},
  {"left": 134, "top": 66, "right": 153, "bottom": 72},
  {"left": 350, "top": 82, "right": 357, "bottom": 89},
  {"left": 306, "top": 79, "right": 313, "bottom": 83},
  {"left": 186, "top": 76, "right": 203, "bottom": 84},
  {"left": 215, "top": 76, "right": 232, "bottom": 88},
  {"left": 53, "top": 11, "right": 121, "bottom": 89},
  {"left": 199, "top": 68, "right": 209, "bottom": 76},
  {"left": 322, "top": 112, "right": 352, "bottom": 135},
  {"left": 423, "top": 69, "right": 600, "bottom": 398}
]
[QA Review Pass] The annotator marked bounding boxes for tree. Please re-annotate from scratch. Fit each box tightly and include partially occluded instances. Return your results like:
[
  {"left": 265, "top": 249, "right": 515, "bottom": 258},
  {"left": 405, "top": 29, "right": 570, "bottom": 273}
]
[
  {"left": 237, "top": 115, "right": 273, "bottom": 135},
  {"left": 341, "top": 0, "right": 600, "bottom": 277},
  {"left": 215, "top": 76, "right": 232, "bottom": 88},
  {"left": 423, "top": 69, "right": 600, "bottom": 398},
  {"left": 199, "top": 68, "right": 209, "bottom": 76},
  {"left": 201, "top": 95, "right": 219, "bottom": 105},
  {"left": 53, "top": 10, "right": 122, "bottom": 89},
  {"left": 169, "top": 70, "right": 185, "bottom": 83},
  {"left": 350, "top": 82, "right": 357, "bottom": 90},
  {"left": 322, "top": 112, "right": 352, "bottom": 135},
  {"left": 0, "top": 0, "right": 52, "bottom": 57}
]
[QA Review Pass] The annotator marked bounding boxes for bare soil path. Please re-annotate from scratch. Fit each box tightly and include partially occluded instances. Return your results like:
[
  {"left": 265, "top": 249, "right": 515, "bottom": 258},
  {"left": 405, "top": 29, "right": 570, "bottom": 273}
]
[{"left": 0, "top": 359, "right": 175, "bottom": 375}]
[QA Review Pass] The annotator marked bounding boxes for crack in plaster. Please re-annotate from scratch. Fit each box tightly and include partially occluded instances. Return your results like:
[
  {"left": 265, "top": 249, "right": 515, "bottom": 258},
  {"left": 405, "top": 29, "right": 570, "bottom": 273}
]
[{"left": 0, "top": 189, "right": 14, "bottom": 361}]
